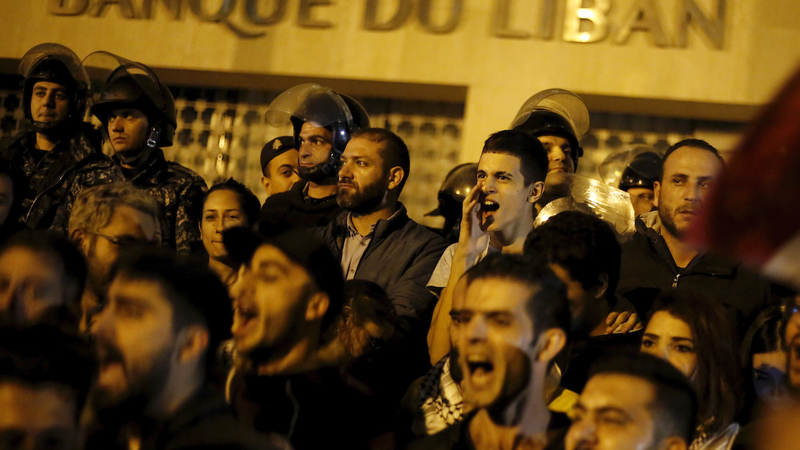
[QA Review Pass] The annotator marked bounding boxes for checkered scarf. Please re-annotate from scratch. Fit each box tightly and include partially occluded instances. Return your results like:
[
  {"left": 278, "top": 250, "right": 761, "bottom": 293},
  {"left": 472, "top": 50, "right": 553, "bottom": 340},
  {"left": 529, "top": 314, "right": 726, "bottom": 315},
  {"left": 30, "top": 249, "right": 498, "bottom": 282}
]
[{"left": 413, "top": 355, "right": 464, "bottom": 436}]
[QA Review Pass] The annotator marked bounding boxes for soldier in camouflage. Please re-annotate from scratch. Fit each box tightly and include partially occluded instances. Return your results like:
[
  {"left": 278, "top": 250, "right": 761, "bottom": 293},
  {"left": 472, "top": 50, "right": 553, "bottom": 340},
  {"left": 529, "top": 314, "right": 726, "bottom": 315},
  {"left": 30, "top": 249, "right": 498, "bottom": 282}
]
[
  {"left": 0, "top": 44, "right": 123, "bottom": 232},
  {"left": 85, "top": 52, "right": 207, "bottom": 254}
]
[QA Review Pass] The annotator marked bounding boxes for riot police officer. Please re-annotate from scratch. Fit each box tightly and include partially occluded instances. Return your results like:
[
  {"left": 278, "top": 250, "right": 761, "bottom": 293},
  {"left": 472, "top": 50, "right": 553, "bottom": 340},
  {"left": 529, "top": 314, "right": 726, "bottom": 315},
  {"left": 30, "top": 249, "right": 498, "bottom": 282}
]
[
  {"left": 599, "top": 146, "right": 662, "bottom": 217},
  {"left": 258, "top": 83, "right": 370, "bottom": 235},
  {"left": 85, "top": 52, "right": 206, "bottom": 253},
  {"left": 511, "top": 89, "right": 590, "bottom": 209},
  {"left": 0, "top": 44, "right": 122, "bottom": 232},
  {"left": 424, "top": 162, "right": 478, "bottom": 243}
]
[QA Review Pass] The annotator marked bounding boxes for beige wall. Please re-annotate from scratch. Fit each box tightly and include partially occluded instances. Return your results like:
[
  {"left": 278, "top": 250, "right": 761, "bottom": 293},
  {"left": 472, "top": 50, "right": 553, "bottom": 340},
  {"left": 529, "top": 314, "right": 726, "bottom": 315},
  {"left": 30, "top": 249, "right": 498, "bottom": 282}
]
[{"left": 5, "top": 0, "right": 800, "bottom": 158}]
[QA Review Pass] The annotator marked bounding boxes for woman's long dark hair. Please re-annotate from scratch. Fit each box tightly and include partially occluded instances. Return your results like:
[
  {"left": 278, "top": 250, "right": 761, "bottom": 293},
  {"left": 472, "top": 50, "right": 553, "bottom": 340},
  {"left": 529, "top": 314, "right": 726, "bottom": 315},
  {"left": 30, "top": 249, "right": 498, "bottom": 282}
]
[{"left": 647, "top": 290, "right": 742, "bottom": 436}]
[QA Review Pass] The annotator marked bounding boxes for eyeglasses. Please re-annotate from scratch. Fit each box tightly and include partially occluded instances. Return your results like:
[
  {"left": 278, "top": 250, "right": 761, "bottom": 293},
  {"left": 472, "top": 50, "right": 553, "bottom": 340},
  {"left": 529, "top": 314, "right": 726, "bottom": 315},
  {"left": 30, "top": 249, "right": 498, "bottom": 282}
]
[{"left": 86, "top": 230, "right": 158, "bottom": 248}]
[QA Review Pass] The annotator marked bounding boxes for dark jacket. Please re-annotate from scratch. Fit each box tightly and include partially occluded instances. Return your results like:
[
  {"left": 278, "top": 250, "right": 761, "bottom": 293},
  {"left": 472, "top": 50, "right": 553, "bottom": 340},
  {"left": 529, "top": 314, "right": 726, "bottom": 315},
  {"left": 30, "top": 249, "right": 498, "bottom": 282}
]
[
  {"left": 228, "top": 367, "right": 381, "bottom": 450},
  {"left": 0, "top": 123, "right": 123, "bottom": 232},
  {"left": 315, "top": 204, "right": 449, "bottom": 323},
  {"left": 86, "top": 387, "right": 290, "bottom": 450},
  {"left": 258, "top": 181, "right": 341, "bottom": 235},
  {"left": 118, "top": 149, "right": 207, "bottom": 254},
  {"left": 618, "top": 211, "right": 772, "bottom": 326},
  {"left": 145, "top": 389, "right": 290, "bottom": 450},
  {"left": 557, "top": 331, "right": 643, "bottom": 394}
]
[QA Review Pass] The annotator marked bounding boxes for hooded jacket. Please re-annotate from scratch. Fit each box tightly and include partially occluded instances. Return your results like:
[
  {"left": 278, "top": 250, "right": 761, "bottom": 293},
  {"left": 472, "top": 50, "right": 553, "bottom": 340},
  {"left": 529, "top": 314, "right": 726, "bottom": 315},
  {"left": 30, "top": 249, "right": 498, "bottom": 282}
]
[{"left": 618, "top": 211, "right": 772, "bottom": 326}]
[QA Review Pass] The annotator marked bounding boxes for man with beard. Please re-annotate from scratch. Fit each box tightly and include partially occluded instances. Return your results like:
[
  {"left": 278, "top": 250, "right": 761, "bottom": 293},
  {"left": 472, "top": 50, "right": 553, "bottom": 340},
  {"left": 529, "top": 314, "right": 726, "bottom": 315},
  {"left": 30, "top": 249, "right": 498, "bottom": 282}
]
[
  {"left": 0, "top": 230, "right": 86, "bottom": 328},
  {"left": 409, "top": 253, "right": 569, "bottom": 450},
  {"left": 68, "top": 183, "right": 160, "bottom": 331},
  {"left": 87, "top": 249, "right": 285, "bottom": 450},
  {"left": 617, "top": 139, "right": 772, "bottom": 325},
  {"left": 258, "top": 85, "right": 369, "bottom": 235},
  {"left": 0, "top": 44, "right": 122, "bottom": 232},
  {"left": 227, "top": 227, "right": 384, "bottom": 449},
  {"left": 565, "top": 353, "right": 697, "bottom": 450},
  {"left": 510, "top": 89, "right": 589, "bottom": 209},
  {"left": 316, "top": 128, "right": 449, "bottom": 335}
]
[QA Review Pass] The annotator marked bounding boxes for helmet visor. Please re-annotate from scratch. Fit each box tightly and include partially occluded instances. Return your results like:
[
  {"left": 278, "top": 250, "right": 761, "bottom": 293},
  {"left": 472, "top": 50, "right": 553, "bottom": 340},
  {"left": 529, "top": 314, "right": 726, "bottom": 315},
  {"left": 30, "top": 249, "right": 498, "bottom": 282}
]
[
  {"left": 534, "top": 173, "right": 636, "bottom": 240},
  {"left": 265, "top": 83, "right": 355, "bottom": 131},
  {"left": 598, "top": 145, "right": 662, "bottom": 188},
  {"left": 19, "top": 43, "right": 89, "bottom": 90},
  {"left": 82, "top": 51, "right": 169, "bottom": 114},
  {"left": 510, "top": 89, "right": 590, "bottom": 140}
]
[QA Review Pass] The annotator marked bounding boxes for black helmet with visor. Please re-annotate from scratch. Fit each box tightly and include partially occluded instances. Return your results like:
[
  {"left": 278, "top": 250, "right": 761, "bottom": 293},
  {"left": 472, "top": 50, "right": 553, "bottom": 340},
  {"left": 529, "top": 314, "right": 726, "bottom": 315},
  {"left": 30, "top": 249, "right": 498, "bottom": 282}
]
[
  {"left": 19, "top": 43, "right": 90, "bottom": 133},
  {"left": 265, "top": 83, "right": 370, "bottom": 174},
  {"left": 84, "top": 52, "right": 176, "bottom": 148},
  {"left": 510, "top": 89, "right": 590, "bottom": 169}
]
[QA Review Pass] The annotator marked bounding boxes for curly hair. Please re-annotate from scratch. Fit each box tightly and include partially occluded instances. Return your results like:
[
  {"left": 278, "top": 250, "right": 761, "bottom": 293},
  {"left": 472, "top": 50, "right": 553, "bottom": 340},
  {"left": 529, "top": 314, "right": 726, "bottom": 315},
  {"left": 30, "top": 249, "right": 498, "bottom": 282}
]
[{"left": 68, "top": 183, "right": 159, "bottom": 235}]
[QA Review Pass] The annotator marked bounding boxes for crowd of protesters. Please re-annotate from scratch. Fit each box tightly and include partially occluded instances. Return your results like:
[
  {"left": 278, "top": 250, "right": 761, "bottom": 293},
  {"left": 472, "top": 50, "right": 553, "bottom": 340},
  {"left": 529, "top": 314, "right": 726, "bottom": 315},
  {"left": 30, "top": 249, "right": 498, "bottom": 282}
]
[{"left": 1, "top": 42, "right": 799, "bottom": 450}]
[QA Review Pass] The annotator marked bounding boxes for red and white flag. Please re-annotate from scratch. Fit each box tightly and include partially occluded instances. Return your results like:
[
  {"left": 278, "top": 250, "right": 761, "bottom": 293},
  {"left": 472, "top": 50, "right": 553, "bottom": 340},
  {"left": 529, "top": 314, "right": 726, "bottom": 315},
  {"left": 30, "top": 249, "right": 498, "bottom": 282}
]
[{"left": 687, "top": 63, "right": 800, "bottom": 290}]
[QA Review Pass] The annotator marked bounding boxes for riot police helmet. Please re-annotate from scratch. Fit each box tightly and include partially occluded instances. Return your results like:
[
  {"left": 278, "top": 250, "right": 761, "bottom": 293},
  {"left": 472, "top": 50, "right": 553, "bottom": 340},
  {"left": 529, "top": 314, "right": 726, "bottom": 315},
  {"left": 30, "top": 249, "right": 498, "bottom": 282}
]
[
  {"left": 426, "top": 162, "right": 478, "bottom": 222},
  {"left": 265, "top": 84, "right": 370, "bottom": 174},
  {"left": 598, "top": 146, "right": 662, "bottom": 191},
  {"left": 19, "top": 43, "right": 90, "bottom": 130},
  {"left": 510, "top": 89, "right": 589, "bottom": 169},
  {"left": 84, "top": 52, "right": 176, "bottom": 148}
]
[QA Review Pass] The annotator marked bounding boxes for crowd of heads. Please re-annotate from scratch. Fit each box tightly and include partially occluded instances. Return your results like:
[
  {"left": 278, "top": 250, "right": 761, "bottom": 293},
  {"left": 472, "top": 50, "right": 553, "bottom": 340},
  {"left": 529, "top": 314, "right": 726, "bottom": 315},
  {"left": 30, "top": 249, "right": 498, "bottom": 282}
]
[{"left": 0, "top": 42, "right": 797, "bottom": 450}]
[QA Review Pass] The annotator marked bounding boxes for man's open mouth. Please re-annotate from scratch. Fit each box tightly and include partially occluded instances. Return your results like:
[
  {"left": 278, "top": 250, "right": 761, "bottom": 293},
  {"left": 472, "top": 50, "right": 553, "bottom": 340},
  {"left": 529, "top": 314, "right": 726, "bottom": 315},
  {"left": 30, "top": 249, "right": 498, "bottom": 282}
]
[
  {"left": 482, "top": 200, "right": 500, "bottom": 213},
  {"left": 467, "top": 354, "right": 495, "bottom": 377}
]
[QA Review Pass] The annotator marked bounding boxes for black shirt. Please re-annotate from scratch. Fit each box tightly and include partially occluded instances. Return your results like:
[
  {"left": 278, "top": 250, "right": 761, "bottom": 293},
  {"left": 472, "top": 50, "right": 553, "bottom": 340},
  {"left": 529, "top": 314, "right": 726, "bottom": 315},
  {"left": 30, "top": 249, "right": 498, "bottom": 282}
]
[{"left": 258, "top": 181, "right": 341, "bottom": 235}]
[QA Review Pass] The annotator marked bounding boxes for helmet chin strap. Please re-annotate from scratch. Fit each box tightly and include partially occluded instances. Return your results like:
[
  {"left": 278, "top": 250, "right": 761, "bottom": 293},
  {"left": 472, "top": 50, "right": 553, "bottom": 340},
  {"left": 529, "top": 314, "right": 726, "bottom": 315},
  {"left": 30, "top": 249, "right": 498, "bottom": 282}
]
[
  {"left": 116, "top": 126, "right": 160, "bottom": 168},
  {"left": 146, "top": 126, "right": 161, "bottom": 148},
  {"left": 31, "top": 110, "right": 82, "bottom": 136}
]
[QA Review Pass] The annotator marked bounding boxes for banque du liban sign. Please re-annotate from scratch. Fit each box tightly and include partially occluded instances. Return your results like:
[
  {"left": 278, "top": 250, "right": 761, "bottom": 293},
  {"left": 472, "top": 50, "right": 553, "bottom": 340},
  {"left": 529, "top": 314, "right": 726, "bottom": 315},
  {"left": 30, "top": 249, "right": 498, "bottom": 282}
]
[{"left": 48, "top": 0, "right": 726, "bottom": 49}]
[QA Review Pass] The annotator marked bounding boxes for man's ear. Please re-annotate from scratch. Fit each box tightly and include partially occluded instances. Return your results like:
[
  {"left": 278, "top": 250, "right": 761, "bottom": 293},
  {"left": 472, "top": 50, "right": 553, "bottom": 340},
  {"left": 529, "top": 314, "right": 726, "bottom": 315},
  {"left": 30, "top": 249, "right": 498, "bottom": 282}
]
[
  {"left": 70, "top": 228, "right": 84, "bottom": 245},
  {"left": 387, "top": 167, "right": 405, "bottom": 192},
  {"left": 306, "top": 292, "right": 330, "bottom": 322},
  {"left": 70, "top": 228, "right": 89, "bottom": 254},
  {"left": 176, "top": 325, "right": 209, "bottom": 364},
  {"left": 535, "top": 328, "right": 567, "bottom": 363},
  {"left": 653, "top": 180, "right": 661, "bottom": 208},
  {"left": 591, "top": 273, "right": 609, "bottom": 300},
  {"left": 261, "top": 176, "right": 271, "bottom": 196},
  {"left": 659, "top": 436, "right": 688, "bottom": 450},
  {"left": 527, "top": 181, "right": 545, "bottom": 204}
]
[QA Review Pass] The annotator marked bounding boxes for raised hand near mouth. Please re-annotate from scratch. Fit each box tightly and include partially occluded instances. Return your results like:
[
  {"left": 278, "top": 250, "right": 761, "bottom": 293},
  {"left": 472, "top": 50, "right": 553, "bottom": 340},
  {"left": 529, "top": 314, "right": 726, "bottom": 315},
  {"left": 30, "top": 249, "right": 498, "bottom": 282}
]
[
  {"left": 427, "top": 181, "right": 492, "bottom": 365},
  {"left": 458, "top": 181, "right": 491, "bottom": 267}
]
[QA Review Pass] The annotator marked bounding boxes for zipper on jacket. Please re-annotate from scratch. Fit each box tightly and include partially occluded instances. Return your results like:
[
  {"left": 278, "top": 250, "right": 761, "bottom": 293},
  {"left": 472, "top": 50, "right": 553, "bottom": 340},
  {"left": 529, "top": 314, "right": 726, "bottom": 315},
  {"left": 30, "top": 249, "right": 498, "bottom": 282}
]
[
  {"left": 26, "top": 166, "right": 75, "bottom": 223},
  {"left": 25, "top": 153, "right": 102, "bottom": 224},
  {"left": 672, "top": 274, "right": 680, "bottom": 288}
]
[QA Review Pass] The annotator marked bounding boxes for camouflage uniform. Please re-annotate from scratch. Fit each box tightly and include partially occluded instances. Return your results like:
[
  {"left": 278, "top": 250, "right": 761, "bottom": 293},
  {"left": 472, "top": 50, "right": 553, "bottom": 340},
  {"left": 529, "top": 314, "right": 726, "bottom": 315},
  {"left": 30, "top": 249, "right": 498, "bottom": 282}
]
[
  {"left": 117, "top": 148, "right": 207, "bottom": 254},
  {"left": 0, "top": 123, "right": 123, "bottom": 233}
]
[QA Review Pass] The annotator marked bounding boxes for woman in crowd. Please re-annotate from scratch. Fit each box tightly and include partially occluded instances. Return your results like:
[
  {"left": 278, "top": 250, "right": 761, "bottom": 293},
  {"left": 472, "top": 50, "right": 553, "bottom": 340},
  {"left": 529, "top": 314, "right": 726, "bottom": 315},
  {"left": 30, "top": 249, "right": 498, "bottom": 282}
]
[
  {"left": 741, "top": 305, "right": 791, "bottom": 418},
  {"left": 200, "top": 178, "right": 260, "bottom": 287},
  {"left": 641, "top": 291, "right": 742, "bottom": 450}
]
